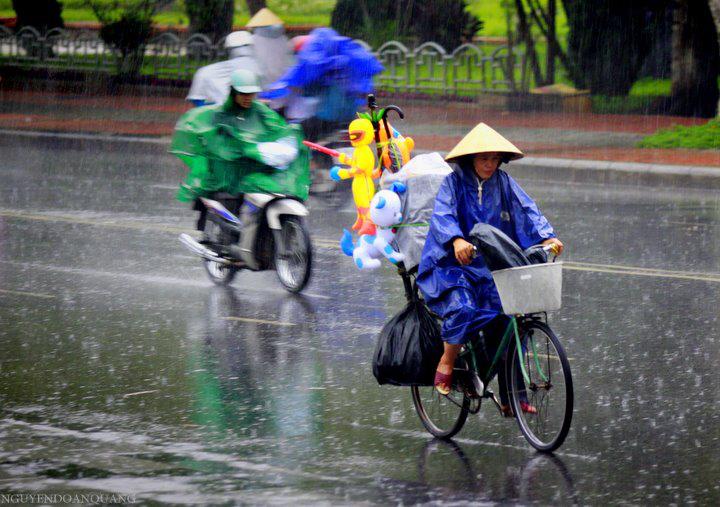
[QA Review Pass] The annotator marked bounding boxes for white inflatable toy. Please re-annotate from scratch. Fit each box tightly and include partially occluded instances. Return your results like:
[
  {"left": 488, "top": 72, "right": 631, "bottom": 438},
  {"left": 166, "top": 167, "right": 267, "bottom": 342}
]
[{"left": 340, "top": 189, "right": 405, "bottom": 270}]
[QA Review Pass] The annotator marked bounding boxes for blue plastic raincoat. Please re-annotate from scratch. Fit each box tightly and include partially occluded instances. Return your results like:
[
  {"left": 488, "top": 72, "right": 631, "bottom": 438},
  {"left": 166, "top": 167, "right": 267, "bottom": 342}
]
[
  {"left": 260, "top": 28, "right": 383, "bottom": 122},
  {"left": 417, "top": 162, "right": 556, "bottom": 344}
]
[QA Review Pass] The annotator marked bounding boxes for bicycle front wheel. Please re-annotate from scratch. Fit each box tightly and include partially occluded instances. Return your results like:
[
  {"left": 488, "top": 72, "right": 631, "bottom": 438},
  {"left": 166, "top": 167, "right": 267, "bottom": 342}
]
[
  {"left": 411, "top": 383, "right": 469, "bottom": 440},
  {"left": 508, "top": 321, "right": 573, "bottom": 452}
]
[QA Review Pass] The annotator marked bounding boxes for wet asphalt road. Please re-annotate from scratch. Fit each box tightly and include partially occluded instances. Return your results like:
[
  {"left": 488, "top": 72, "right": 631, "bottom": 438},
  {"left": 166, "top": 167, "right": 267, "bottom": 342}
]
[{"left": 1, "top": 134, "right": 719, "bottom": 505}]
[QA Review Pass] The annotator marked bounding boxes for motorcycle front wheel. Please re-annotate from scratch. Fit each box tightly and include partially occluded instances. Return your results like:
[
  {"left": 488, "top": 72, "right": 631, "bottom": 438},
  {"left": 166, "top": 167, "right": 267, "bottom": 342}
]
[{"left": 274, "top": 216, "right": 312, "bottom": 293}]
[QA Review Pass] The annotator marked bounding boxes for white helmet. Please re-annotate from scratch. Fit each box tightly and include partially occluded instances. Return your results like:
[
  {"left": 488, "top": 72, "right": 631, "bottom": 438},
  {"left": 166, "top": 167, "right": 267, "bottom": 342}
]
[{"left": 224, "top": 31, "right": 253, "bottom": 49}]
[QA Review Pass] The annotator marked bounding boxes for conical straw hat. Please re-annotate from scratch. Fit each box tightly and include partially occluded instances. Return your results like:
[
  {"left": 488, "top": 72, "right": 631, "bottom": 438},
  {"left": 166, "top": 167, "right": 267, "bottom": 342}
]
[
  {"left": 246, "top": 8, "right": 283, "bottom": 28},
  {"left": 445, "top": 123, "right": 524, "bottom": 162}
]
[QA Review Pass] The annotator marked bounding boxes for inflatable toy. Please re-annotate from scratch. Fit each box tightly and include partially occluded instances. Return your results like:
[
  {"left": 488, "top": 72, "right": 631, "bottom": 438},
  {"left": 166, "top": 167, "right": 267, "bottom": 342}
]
[
  {"left": 340, "top": 189, "right": 405, "bottom": 269},
  {"left": 333, "top": 118, "right": 378, "bottom": 236},
  {"left": 377, "top": 119, "right": 414, "bottom": 174}
]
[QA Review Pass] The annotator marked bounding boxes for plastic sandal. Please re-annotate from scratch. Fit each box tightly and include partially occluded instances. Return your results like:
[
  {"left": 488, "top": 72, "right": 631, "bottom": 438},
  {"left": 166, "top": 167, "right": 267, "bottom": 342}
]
[{"left": 434, "top": 370, "right": 452, "bottom": 395}]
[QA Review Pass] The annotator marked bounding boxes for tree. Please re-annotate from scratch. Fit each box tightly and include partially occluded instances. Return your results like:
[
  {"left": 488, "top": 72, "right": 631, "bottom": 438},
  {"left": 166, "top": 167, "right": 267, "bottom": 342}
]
[
  {"left": 412, "top": 0, "right": 482, "bottom": 51},
  {"left": 185, "top": 0, "right": 234, "bottom": 41},
  {"left": 700, "top": 0, "right": 719, "bottom": 117},
  {"left": 245, "top": 0, "right": 266, "bottom": 15},
  {"left": 87, "top": 0, "right": 169, "bottom": 78},
  {"left": 331, "top": 0, "right": 481, "bottom": 50},
  {"left": 670, "top": 0, "right": 719, "bottom": 117},
  {"left": 562, "top": 0, "right": 669, "bottom": 95},
  {"left": 12, "top": 0, "right": 64, "bottom": 33}
]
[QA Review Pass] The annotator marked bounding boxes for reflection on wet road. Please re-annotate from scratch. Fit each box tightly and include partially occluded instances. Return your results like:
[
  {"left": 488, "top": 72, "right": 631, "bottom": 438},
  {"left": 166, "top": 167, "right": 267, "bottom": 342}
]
[{"left": 1, "top": 136, "right": 719, "bottom": 504}]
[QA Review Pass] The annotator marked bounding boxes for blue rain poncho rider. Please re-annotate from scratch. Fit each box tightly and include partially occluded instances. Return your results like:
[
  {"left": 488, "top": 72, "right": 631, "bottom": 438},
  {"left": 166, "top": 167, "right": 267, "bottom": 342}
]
[
  {"left": 416, "top": 123, "right": 563, "bottom": 400},
  {"left": 259, "top": 27, "right": 383, "bottom": 124}
]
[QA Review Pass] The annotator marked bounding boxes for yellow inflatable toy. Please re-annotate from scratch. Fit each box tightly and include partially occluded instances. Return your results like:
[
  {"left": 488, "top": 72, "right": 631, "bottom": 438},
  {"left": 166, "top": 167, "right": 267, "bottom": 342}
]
[
  {"left": 377, "top": 119, "right": 414, "bottom": 174},
  {"left": 331, "top": 118, "right": 378, "bottom": 236}
]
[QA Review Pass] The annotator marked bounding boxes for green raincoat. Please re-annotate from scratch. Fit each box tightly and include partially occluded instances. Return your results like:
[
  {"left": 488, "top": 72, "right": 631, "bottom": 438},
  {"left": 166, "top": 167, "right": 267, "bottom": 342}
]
[{"left": 171, "top": 96, "right": 310, "bottom": 202}]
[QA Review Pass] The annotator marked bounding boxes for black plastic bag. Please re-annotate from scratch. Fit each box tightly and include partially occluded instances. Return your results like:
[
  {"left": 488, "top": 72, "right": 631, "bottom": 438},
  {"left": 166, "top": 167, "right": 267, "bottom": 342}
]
[
  {"left": 373, "top": 299, "right": 444, "bottom": 386},
  {"left": 469, "top": 223, "right": 530, "bottom": 270},
  {"left": 468, "top": 223, "right": 547, "bottom": 270}
]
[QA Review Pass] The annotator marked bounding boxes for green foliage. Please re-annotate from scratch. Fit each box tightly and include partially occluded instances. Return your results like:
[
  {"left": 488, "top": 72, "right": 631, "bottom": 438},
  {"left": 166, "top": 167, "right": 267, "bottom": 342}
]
[
  {"left": 638, "top": 120, "right": 720, "bottom": 150},
  {"left": 629, "top": 78, "right": 672, "bottom": 98},
  {"left": 465, "top": 0, "right": 569, "bottom": 39},
  {"left": 331, "top": 0, "right": 482, "bottom": 50},
  {"left": 88, "top": 0, "right": 159, "bottom": 77},
  {"left": 357, "top": 108, "right": 385, "bottom": 125},
  {"left": 184, "top": 0, "right": 232, "bottom": 40},
  {"left": 563, "top": 0, "right": 671, "bottom": 95},
  {"left": 10, "top": 0, "right": 63, "bottom": 32}
]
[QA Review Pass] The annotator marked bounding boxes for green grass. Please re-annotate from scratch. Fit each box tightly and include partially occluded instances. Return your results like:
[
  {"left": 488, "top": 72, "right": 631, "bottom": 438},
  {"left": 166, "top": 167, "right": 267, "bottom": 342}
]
[
  {"left": 466, "top": 0, "right": 569, "bottom": 39},
  {"left": 0, "top": 0, "right": 335, "bottom": 27},
  {"left": 629, "top": 77, "right": 672, "bottom": 97},
  {"left": 0, "top": 0, "right": 564, "bottom": 35},
  {"left": 638, "top": 119, "right": 720, "bottom": 150},
  {"left": 0, "top": 0, "right": 690, "bottom": 108}
]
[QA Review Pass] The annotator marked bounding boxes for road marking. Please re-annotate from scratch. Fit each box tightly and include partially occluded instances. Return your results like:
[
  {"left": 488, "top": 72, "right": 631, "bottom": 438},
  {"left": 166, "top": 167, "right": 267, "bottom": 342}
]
[
  {"left": 123, "top": 390, "right": 159, "bottom": 398},
  {"left": 0, "top": 210, "right": 341, "bottom": 250},
  {"left": 223, "top": 316, "right": 296, "bottom": 327},
  {"left": 150, "top": 184, "right": 181, "bottom": 190},
  {"left": 0, "top": 260, "right": 330, "bottom": 300},
  {"left": 564, "top": 261, "right": 720, "bottom": 283},
  {"left": 0, "top": 210, "right": 188, "bottom": 234},
  {"left": 348, "top": 422, "right": 598, "bottom": 462},
  {"left": 3, "top": 213, "right": 720, "bottom": 283},
  {"left": 0, "top": 128, "right": 170, "bottom": 145},
  {"left": 666, "top": 220, "right": 720, "bottom": 229},
  {"left": 1, "top": 417, "right": 352, "bottom": 484},
  {"left": 0, "top": 288, "right": 55, "bottom": 299}
]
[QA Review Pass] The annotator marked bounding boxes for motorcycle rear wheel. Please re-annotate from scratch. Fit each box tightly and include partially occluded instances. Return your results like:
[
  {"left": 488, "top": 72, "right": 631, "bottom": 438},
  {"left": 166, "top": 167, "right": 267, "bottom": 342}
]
[
  {"left": 203, "top": 259, "right": 238, "bottom": 286},
  {"left": 202, "top": 220, "right": 238, "bottom": 286}
]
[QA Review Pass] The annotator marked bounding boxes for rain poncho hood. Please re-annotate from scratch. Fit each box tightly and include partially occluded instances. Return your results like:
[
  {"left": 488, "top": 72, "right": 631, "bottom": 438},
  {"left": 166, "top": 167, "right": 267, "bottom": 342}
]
[
  {"left": 252, "top": 24, "right": 294, "bottom": 89},
  {"left": 186, "top": 46, "right": 263, "bottom": 105},
  {"left": 171, "top": 96, "right": 310, "bottom": 202},
  {"left": 416, "top": 162, "right": 555, "bottom": 344},
  {"left": 260, "top": 27, "right": 383, "bottom": 118}
]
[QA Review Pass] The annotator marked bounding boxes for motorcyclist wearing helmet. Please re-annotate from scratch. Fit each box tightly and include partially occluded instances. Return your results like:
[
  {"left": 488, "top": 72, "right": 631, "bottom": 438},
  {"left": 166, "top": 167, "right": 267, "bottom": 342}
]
[
  {"left": 173, "top": 69, "right": 309, "bottom": 233},
  {"left": 186, "top": 30, "right": 263, "bottom": 108}
]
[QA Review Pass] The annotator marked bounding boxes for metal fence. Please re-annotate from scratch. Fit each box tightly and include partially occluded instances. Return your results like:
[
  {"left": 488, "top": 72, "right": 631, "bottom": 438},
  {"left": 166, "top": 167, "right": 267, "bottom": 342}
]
[{"left": 0, "top": 26, "right": 530, "bottom": 94}]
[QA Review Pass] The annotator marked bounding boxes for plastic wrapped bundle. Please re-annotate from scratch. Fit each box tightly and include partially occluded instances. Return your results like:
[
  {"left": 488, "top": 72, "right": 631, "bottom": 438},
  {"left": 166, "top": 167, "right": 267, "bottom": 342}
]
[{"left": 381, "top": 152, "right": 453, "bottom": 270}]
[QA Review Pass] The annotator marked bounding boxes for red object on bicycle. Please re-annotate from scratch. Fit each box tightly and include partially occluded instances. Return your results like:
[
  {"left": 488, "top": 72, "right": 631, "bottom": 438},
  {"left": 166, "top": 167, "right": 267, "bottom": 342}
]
[{"left": 302, "top": 140, "right": 341, "bottom": 158}]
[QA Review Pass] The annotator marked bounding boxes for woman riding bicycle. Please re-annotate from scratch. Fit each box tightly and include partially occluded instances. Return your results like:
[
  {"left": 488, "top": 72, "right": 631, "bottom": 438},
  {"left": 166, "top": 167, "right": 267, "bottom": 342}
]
[{"left": 416, "top": 123, "right": 564, "bottom": 414}]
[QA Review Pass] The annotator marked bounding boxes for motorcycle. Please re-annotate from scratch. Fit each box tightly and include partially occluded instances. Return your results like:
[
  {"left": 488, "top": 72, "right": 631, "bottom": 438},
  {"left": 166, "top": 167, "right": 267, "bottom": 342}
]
[
  {"left": 179, "top": 191, "right": 312, "bottom": 293},
  {"left": 307, "top": 123, "right": 352, "bottom": 208}
]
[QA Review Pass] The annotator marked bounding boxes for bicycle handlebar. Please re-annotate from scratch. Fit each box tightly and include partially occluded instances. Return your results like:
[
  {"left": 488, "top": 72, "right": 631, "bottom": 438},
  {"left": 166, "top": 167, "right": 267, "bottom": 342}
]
[{"left": 469, "top": 243, "right": 560, "bottom": 261}]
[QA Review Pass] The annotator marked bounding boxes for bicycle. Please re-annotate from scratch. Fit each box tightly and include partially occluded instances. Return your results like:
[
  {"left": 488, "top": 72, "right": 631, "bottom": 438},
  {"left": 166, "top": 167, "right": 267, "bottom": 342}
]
[{"left": 400, "top": 247, "right": 573, "bottom": 453}]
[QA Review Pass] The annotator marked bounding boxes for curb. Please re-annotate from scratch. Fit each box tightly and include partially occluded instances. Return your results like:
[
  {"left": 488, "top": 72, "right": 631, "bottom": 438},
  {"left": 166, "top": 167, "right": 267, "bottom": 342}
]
[
  {"left": 416, "top": 149, "right": 720, "bottom": 190},
  {"left": 511, "top": 156, "right": 720, "bottom": 190},
  {"left": 4, "top": 129, "right": 720, "bottom": 190}
]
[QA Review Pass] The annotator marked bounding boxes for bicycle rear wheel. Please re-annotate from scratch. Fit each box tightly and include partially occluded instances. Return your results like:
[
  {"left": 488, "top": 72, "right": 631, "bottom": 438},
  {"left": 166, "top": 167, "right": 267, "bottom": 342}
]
[
  {"left": 411, "top": 373, "right": 470, "bottom": 440},
  {"left": 508, "top": 321, "right": 573, "bottom": 452}
]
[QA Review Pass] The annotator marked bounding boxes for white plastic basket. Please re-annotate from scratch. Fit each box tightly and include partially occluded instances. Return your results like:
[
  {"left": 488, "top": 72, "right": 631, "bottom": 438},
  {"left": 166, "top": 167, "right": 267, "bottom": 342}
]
[{"left": 491, "top": 262, "right": 563, "bottom": 315}]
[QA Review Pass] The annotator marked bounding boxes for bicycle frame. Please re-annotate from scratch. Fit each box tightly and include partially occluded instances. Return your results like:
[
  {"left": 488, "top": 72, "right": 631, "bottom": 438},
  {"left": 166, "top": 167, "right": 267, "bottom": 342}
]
[
  {"left": 460, "top": 316, "right": 549, "bottom": 391},
  {"left": 397, "top": 265, "right": 548, "bottom": 392}
]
